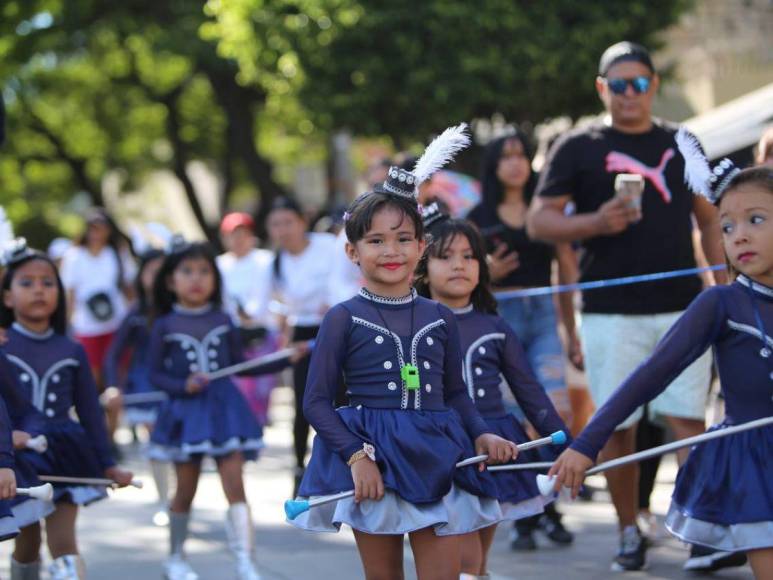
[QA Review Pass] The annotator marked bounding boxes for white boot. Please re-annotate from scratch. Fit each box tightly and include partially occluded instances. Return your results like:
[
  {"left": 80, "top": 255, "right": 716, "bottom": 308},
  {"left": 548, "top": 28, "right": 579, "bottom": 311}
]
[
  {"left": 163, "top": 512, "right": 198, "bottom": 580},
  {"left": 225, "top": 503, "right": 261, "bottom": 580},
  {"left": 48, "top": 555, "right": 84, "bottom": 580},
  {"left": 151, "top": 460, "right": 171, "bottom": 526},
  {"left": 10, "top": 558, "right": 40, "bottom": 580},
  {"left": 460, "top": 574, "right": 491, "bottom": 580}
]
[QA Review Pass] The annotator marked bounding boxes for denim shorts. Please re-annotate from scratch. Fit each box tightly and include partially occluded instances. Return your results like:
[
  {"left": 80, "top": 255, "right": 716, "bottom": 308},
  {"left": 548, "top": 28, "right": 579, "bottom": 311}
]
[{"left": 497, "top": 293, "right": 570, "bottom": 417}]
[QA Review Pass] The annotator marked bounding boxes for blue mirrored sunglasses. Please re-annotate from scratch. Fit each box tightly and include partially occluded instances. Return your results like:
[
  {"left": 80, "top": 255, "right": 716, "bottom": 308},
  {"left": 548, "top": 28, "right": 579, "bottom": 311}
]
[{"left": 606, "top": 76, "right": 652, "bottom": 95}]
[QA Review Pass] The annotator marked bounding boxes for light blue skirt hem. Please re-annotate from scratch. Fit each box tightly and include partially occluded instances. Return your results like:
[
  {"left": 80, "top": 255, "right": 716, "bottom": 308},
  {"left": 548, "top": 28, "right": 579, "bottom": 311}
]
[
  {"left": 148, "top": 437, "right": 263, "bottom": 463},
  {"left": 665, "top": 503, "right": 773, "bottom": 552},
  {"left": 11, "top": 499, "right": 55, "bottom": 528},
  {"left": 288, "top": 484, "right": 503, "bottom": 536}
]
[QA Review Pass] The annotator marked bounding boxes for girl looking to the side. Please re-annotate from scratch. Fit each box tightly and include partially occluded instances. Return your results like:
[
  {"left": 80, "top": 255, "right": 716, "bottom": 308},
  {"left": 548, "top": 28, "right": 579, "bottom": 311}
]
[{"left": 549, "top": 159, "right": 773, "bottom": 577}]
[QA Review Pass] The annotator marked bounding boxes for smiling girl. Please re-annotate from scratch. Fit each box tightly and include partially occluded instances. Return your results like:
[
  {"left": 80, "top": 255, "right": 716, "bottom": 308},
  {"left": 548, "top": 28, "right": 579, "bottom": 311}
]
[{"left": 290, "top": 125, "right": 520, "bottom": 580}]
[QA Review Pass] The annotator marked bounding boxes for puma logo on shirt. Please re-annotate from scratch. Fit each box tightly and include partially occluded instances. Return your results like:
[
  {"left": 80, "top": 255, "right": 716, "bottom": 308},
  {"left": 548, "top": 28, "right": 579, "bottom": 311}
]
[{"left": 605, "top": 148, "right": 675, "bottom": 203}]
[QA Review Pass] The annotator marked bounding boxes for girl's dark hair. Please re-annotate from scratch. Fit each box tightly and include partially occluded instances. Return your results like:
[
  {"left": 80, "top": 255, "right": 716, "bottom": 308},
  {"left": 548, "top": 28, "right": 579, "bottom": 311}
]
[
  {"left": 722, "top": 166, "right": 773, "bottom": 199},
  {"left": 480, "top": 130, "right": 537, "bottom": 210},
  {"left": 152, "top": 242, "right": 222, "bottom": 317},
  {"left": 269, "top": 196, "right": 305, "bottom": 218},
  {"left": 718, "top": 166, "right": 773, "bottom": 280},
  {"left": 344, "top": 192, "right": 424, "bottom": 244},
  {"left": 415, "top": 219, "right": 498, "bottom": 315},
  {"left": 134, "top": 249, "right": 164, "bottom": 316},
  {"left": 0, "top": 252, "right": 67, "bottom": 334},
  {"left": 76, "top": 207, "right": 135, "bottom": 289}
]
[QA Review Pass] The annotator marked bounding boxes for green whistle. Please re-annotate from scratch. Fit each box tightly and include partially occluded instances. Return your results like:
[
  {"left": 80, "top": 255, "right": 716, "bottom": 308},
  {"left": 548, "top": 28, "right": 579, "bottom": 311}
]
[{"left": 401, "top": 364, "right": 420, "bottom": 391}]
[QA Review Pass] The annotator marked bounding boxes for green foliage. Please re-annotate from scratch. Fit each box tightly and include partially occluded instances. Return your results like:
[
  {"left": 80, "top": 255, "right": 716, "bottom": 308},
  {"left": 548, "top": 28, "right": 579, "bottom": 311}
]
[{"left": 209, "top": 0, "right": 691, "bottom": 142}]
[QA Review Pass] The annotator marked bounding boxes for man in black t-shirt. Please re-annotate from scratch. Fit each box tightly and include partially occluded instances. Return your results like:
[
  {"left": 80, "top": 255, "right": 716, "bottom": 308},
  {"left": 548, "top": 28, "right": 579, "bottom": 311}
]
[{"left": 528, "top": 42, "right": 734, "bottom": 573}]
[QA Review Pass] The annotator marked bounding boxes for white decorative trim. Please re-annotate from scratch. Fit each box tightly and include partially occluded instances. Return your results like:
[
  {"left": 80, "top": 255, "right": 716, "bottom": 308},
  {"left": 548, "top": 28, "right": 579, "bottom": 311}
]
[
  {"left": 450, "top": 304, "right": 474, "bottom": 315},
  {"left": 737, "top": 275, "right": 773, "bottom": 299},
  {"left": 11, "top": 323, "right": 54, "bottom": 341},
  {"left": 727, "top": 320, "right": 773, "bottom": 348},
  {"left": 358, "top": 288, "right": 417, "bottom": 306},
  {"left": 163, "top": 325, "right": 230, "bottom": 374},
  {"left": 463, "top": 333, "right": 505, "bottom": 400},
  {"left": 6, "top": 355, "right": 79, "bottom": 412},
  {"left": 352, "top": 317, "right": 408, "bottom": 408},
  {"left": 410, "top": 320, "right": 446, "bottom": 410},
  {"left": 172, "top": 303, "right": 213, "bottom": 315}
]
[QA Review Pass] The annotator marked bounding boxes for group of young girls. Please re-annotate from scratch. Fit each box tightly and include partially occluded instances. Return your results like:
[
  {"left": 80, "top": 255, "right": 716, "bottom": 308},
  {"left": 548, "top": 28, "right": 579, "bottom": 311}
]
[
  {"left": 0, "top": 121, "right": 770, "bottom": 580},
  {"left": 289, "top": 125, "right": 772, "bottom": 580},
  {"left": 0, "top": 226, "right": 300, "bottom": 580}
]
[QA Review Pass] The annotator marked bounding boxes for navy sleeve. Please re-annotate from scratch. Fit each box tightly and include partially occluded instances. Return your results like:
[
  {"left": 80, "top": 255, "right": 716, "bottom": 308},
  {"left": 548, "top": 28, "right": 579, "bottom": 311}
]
[
  {"left": 72, "top": 346, "right": 116, "bottom": 469},
  {"left": 498, "top": 320, "right": 570, "bottom": 445},
  {"left": 103, "top": 313, "right": 135, "bottom": 388},
  {"left": 302, "top": 305, "right": 363, "bottom": 462},
  {"left": 535, "top": 132, "right": 580, "bottom": 199},
  {"left": 439, "top": 306, "right": 490, "bottom": 441},
  {"left": 0, "top": 396, "right": 14, "bottom": 470},
  {"left": 571, "top": 288, "right": 724, "bottom": 461},
  {"left": 148, "top": 319, "right": 187, "bottom": 396},
  {"left": 225, "top": 320, "right": 294, "bottom": 377}
]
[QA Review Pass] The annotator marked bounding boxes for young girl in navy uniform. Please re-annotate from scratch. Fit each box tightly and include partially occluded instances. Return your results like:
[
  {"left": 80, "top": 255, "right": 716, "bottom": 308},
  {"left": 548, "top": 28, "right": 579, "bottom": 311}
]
[
  {"left": 0, "top": 240, "right": 133, "bottom": 580},
  {"left": 0, "top": 351, "right": 59, "bottom": 578},
  {"left": 104, "top": 248, "right": 170, "bottom": 525},
  {"left": 149, "top": 237, "right": 294, "bottom": 580},
  {"left": 290, "top": 125, "right": 520, "bottom": 579},
  {"left": 415, "top": 206, "right": 569, "bottom": 578},
  {"left": 550, "top": 137, "right": 773, "bottom": 578},
  {"left": 0, "top": 395, "right": 20, "bottom": 543}
]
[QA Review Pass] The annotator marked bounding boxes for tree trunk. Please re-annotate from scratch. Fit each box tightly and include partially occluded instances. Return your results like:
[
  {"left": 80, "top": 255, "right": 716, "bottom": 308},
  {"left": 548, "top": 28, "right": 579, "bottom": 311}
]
[
  {"left": 162, "top": 92, "right": 219, "bottom": 245},
  {"left": 204, "top": 66, "right": 286, "bottom": 238}
]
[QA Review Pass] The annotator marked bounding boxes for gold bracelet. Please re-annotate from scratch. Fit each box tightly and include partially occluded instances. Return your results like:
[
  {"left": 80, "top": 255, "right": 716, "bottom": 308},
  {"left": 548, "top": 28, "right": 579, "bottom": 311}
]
[{"left": 347, "top": 443, "right": 376, "bottom": 466}]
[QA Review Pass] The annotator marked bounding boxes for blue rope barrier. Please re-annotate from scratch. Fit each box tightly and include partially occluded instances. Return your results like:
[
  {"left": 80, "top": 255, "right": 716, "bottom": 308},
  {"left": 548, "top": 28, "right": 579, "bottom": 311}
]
[{"left": 494, "top": 264, "right": 726, "bottom": 300}]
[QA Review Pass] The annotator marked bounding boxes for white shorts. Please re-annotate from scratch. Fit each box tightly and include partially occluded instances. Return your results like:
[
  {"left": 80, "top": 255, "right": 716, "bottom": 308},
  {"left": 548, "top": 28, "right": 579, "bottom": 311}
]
[{"left": 580, "top": 312, "right": 712, "bottom": 430}]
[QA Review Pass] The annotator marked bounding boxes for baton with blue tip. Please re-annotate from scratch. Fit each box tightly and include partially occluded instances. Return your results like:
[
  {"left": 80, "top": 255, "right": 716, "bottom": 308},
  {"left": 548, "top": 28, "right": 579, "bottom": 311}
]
[{"left": 285, "top": 430, "right": 566, "bottom": 520}]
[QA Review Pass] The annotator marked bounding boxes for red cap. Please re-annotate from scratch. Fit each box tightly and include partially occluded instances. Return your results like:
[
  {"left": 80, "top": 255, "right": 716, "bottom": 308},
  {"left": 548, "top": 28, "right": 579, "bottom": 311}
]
[{"left": 220, "top": 212, "right": 255, "bottom": 234}]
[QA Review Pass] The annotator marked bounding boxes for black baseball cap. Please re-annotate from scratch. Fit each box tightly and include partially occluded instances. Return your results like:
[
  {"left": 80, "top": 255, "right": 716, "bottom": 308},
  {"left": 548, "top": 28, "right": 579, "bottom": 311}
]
[{"left": 599, "top": 41, "right": 654, "bottom": 76}]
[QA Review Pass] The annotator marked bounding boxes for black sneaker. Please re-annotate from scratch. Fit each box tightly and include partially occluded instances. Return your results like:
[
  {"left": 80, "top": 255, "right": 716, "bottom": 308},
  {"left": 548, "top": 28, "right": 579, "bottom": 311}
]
[
  {"left": 510, "top": 528, "right": 537, "bottom": 551},
  {"left": 510, "top": 517, "right": 538, "bottom": 551},
  {"left": 683, "top": 544, "right": 747, "bottom": 572},
  {"left": 611, "top": 526, "right": 647, "bottom": 572},
  {"left": 539, "top": 505, "right": 574, "bottom": 545}
]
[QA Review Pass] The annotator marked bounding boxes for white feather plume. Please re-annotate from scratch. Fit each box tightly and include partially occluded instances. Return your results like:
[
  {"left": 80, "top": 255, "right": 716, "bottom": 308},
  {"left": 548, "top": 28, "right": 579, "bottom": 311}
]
[
  {"left": 413, "top": 123, "right": 471, "bottom": 186},
  {"left": 675, "top": 127, "right": 713, "bottom": 200},
  {"left": 0, "top": 207, "right": 13, "bottom": 248}
]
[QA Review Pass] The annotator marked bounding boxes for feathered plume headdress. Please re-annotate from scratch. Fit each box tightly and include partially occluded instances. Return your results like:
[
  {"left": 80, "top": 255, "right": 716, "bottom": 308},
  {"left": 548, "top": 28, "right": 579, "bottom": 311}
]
[
  {"left": 0, "top": 208, "right": 35, "bottom": 267},
  {"left": 676, "top": 127, "right": 740, "bottom": 204},
  {"left": 372, "top": 123, "right": 471, "bottom": 202}
]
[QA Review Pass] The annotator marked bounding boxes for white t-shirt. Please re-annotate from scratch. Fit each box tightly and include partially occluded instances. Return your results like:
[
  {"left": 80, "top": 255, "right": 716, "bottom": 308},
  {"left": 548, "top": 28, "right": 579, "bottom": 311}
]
[
  {"left": 327, "top": 231, "right": 363, "bottom": 306},
  {"left": 60, "top": 246, "right": 137, "bottom": 336},
  {"left": 276, "top": 233, "right": 337, "bottom": 327},
  {"left": 216, "top": 248, "right": 275, "bottom": 329}
]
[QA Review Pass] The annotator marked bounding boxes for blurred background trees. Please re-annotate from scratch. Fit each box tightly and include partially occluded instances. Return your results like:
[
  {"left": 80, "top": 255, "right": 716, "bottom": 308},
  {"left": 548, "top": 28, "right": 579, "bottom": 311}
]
[{"left": 0, "top": 0, "right": 691, "bottom": 243}]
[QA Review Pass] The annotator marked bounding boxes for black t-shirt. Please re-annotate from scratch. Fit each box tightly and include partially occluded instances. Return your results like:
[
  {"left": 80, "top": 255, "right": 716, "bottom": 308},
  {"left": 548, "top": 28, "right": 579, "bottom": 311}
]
[
  {"left": 467, "top": 204, "right": 554, "bottom": 288},
  {"left": 536, "top": 119, "right": 702, "bottom": 315}
]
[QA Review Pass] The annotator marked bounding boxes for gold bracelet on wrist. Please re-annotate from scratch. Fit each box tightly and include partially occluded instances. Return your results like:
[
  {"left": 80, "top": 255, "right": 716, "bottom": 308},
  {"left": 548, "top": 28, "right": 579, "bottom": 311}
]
[{"left": 347, "top": 443, "right": 376, "bottom": 466}]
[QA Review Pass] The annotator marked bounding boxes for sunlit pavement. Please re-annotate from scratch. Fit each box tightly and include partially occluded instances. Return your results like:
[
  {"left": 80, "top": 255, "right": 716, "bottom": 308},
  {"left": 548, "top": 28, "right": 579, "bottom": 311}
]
[{"left": 0, "top": 387, "right": 753, "bottom": 579}]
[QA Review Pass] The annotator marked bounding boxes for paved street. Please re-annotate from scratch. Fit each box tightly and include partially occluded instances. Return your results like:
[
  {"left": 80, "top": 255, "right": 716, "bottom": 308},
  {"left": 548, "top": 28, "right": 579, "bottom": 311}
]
[{"left": 0, "top": 388, "right": 753, "bottom": 579}]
